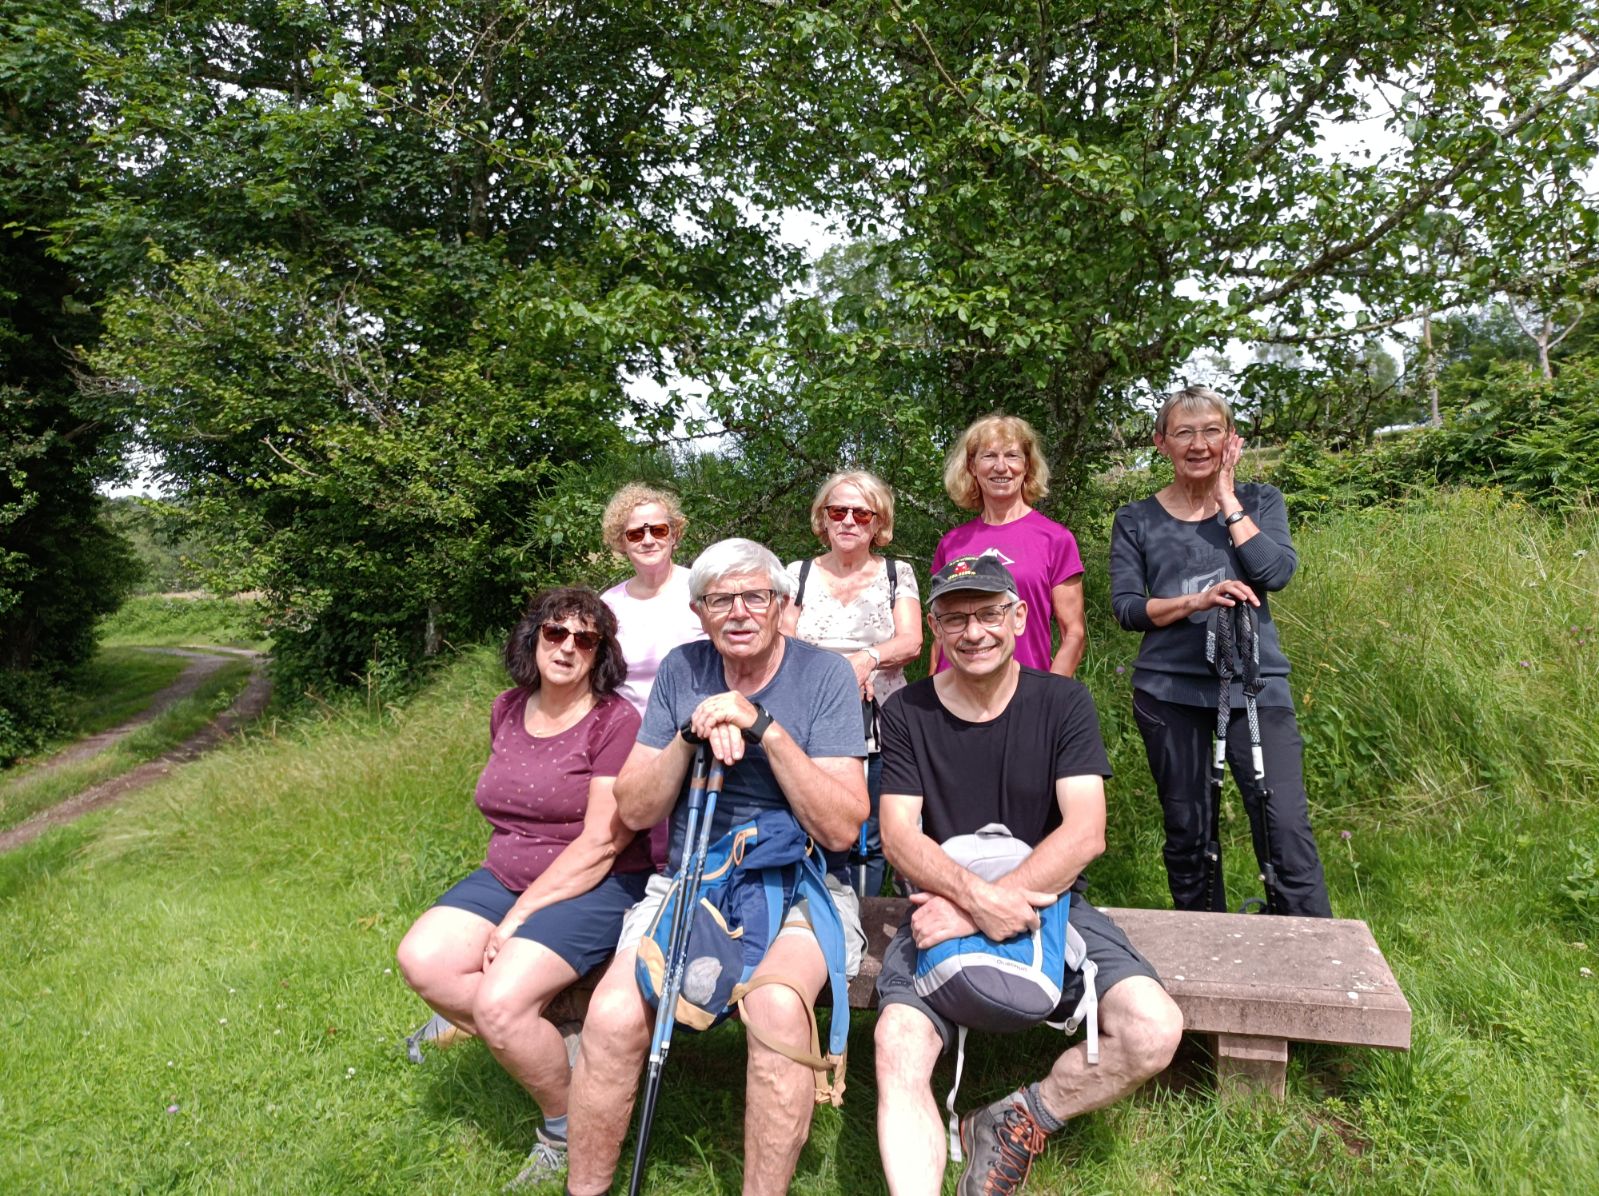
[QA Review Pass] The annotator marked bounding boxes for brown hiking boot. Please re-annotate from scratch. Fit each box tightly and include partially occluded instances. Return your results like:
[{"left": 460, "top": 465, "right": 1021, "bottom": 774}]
[{"left": 957, "top": 1089, "right": 1049, "bottom": 1196}]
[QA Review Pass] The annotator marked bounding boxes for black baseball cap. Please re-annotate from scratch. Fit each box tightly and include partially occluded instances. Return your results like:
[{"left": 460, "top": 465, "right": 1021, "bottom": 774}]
[{"left": 927, "top": 554, "right": 1017, "bottom": 604}]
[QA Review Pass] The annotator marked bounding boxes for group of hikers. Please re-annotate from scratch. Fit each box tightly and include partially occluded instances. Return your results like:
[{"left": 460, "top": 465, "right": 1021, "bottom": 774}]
[{"left": 395, "top": 386, "right": 1334, "bottom": 1195}]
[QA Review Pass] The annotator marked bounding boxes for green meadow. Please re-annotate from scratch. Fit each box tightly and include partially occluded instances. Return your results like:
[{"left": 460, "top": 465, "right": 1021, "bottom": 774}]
[{"left": 2, "top": 490, "right": 1596, "bottom": 1194}]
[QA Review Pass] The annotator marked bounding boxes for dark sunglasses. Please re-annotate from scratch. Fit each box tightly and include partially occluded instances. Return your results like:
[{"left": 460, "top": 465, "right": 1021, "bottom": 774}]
[
  {"left": 624, "top": 522, "right": 672, "bottom": 543},
  {"left": 825, "top": 505, "right": 875, "bottom": 525},
  {"left": 540, "top": 623, "right": 600, "bottom": 652}
]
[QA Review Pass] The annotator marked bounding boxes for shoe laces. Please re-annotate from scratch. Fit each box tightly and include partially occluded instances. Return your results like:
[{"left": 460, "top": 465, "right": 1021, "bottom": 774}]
[{"left": 983, "top": 1105, "right": 1046, "bottom": 1195}]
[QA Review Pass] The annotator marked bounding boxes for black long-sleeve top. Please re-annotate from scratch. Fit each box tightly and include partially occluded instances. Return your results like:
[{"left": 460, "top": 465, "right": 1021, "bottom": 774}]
[{"left": 1108, "top": 482, "right": 1298, "bottom": 708}]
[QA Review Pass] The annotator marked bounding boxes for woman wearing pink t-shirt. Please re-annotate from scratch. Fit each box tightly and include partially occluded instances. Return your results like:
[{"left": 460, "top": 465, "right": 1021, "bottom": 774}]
[{"left": 929, "top": 413, "right": 1086, "bottom": 675}]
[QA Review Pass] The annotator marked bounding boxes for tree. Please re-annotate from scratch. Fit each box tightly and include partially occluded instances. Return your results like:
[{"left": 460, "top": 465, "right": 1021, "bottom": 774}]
[
  {"left": 62, "top": 1, "right": 798, "bottom": 689},
  {"left": 678, "top": 1, "right": 1599, "bottom": 502},
  {"left": 1, "top": 0, "right": 141, "bottom": 760}
]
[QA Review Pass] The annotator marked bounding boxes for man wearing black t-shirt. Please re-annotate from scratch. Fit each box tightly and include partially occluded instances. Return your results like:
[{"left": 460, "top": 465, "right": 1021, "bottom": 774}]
[{"left": 873, "top": 555, "right": 1183, "bottom": 1196}]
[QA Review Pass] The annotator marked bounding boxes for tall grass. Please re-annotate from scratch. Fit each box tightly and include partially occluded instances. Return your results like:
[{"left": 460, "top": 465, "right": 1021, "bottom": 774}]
[
  {"left": 99, "top": 595, "right": 269, "bottom": 650},
  {"left": 1, "top": 490, "right": 1596, "bottom": 1194}
]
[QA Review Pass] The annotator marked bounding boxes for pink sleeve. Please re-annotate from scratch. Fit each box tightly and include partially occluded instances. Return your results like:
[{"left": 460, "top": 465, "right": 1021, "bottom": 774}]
[
  {"left": 1051, "top": 524, "right": 1085, "bottom": 585},
  {"left": 589, "top": 698, "right": 643, "bottom": 779}
]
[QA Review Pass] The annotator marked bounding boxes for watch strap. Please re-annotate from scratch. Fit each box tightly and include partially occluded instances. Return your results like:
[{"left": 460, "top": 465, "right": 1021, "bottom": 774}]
[
  {"left": 742, "top": 702, "right": 774, "bottom": 745},
  {"left": 1222, "top": 509, "right": 1248, "bottom": 527}
]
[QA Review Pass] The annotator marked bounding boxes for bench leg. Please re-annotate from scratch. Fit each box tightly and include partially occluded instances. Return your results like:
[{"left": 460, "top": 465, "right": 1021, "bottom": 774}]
[{"left": 1213, "top": 1034, "right": 1287, "bottom": 1099}]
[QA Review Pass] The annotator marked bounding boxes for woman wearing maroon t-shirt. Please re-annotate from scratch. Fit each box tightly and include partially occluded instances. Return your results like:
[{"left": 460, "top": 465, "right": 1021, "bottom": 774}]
[{"left": 397, "top": 587, "right": 646, "bottom": 1186}]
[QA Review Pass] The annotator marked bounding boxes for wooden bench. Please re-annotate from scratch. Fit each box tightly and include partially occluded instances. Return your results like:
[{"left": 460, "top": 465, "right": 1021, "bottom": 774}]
[{"left": 550, "top": 897, "right": 1411, "bottom": 1098}]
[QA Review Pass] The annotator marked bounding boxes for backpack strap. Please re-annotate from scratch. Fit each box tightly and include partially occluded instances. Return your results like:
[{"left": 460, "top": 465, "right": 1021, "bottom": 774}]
[
  {"left": 728, "top": 854, "right": 853, "bottom": 1106},
  {"left": 795, "top": 557, "right": 813, "bottom": 610},
  {"left": 886, "top": 556, "right": 898, "bottom": 607},
  {"left": 735, "top": 974, "right": 848, "bottom": 1107}
]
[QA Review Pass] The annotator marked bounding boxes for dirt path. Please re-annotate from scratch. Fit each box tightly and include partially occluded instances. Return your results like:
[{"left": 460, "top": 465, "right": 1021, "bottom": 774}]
[{"left": 0, "top": 648, "right": 272, "bottom": 854}]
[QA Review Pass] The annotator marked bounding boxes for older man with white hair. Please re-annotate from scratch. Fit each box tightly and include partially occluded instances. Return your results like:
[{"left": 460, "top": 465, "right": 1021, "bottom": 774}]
[{"left": 564, "top": 538, "right": 869, "bottom": 1196}]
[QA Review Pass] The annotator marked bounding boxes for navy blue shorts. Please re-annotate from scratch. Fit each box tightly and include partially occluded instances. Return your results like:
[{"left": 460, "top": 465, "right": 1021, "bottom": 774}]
[
  {"left": 433, "top": 867, "right": 651, "bottom": 977},
  {"left": 875, "top": 894, "right": 1162, "bottom": 1053}
]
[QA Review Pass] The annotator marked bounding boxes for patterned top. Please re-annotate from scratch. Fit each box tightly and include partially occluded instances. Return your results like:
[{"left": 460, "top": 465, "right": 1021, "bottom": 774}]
[
  {"left": 785, "top": 556, "right": 920, "bottom": 751},
  {"left": 475, "top": 688, "right": 647, "bottom": 890}
]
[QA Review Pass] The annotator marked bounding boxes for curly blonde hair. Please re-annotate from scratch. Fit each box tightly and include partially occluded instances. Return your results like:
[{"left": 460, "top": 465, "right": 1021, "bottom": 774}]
[
  {"left": 809, "top": 470, "right": 897, "bottom": 548},
  {"left": 942, "top": 413, "right": 1050, "bottom": 511},
  {"left": 601, "top": 484, "right": 688, "bottom": 557}
]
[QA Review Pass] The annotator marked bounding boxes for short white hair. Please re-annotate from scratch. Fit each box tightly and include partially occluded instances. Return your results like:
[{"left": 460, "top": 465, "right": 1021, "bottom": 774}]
[{"left": 687, "top": 538, "right": 795, "bottom": 602}]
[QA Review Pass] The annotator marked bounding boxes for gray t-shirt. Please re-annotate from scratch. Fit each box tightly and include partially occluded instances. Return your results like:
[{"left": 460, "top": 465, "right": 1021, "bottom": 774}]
[
  {"left": 1108, "top": 483, "right": 1297, "bottom": 708},
  {"left": 640, "top": 637, "right": 868, "bottom": 871}
]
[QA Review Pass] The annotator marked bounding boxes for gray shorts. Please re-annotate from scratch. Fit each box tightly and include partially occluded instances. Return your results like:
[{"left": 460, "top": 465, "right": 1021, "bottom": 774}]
[
  {"left": 875, "top": 894, "right": 1162, "bottom": 1052},
  {"left": 618, "top": 871, "right": 867, "bottom": 979}
]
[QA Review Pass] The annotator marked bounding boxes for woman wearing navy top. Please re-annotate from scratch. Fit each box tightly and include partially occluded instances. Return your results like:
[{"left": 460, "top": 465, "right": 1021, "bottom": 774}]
[{"left": 1110, "top": 386, "right": 1331, "bottom": 917}]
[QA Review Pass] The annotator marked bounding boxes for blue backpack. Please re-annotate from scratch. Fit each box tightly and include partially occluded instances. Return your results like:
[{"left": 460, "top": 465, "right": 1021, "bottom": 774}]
[
  {"left": 912, "top": 823, "right": 1099, "bottom": 1159},
  {"left": 635, "top": 809, "right": 853, "bottom": 1105}
]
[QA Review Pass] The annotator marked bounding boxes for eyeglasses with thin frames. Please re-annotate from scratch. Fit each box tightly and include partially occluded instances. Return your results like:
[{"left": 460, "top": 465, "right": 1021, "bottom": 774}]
[
  {"left": 541, "top": 623, "right": 600, "bottom": 652},
  {"left": 624, "top": 522, "right": 672, "bottom": 543},
  {"left": 931, "top": 602, "right": 1015, "bottom": 636},
  {"left": 1165, "top": 426, "right": 1227, "bottom": 446},
  {"left": 699, "top": 589, "right": 777, "bottom": 615},
  {"left": 825, "top": 505, "right": 875, "bottom": 525}
]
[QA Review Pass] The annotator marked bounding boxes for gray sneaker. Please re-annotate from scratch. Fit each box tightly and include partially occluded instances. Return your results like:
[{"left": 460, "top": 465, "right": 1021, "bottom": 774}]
[
  {"left": 503, "top": 1127, "right": 568, "bottom": 1191},
  {"left": 957, "top": 1089, "right": 1049, "bottom": 1196},
  {"left": 403, "top": 1012, "right": 472, "bottom": 1064}
]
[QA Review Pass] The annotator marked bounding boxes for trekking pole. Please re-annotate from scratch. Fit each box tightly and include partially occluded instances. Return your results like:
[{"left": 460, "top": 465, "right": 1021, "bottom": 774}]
[
  {"left": 1235, "top": 604, "right": 1285, "bottom": 915},
  {"left": 627, "top": 749, "right": 725, "bottom": 1196},
  {"left": 854, "top": 820, "right": 870, "bottom": 898},
  {"left": 1202, "top": 606, "right": 1234, "bottom": 912}
]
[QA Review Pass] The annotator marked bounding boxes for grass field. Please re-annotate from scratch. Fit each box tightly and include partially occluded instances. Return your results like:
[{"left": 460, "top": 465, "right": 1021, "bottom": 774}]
[
  {"left": 0, "top": 657, "right": 256, "bottom": 834},
  {"left": 98, "top": 595, "right": 270, "bottom": 651},
  {"left": 1, "top": 489, "right": 1596, "bottom": 1194}
]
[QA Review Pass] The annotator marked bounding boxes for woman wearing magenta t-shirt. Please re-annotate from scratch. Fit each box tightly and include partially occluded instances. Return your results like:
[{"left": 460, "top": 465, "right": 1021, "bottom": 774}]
[
  {"left": 930, "top": 413, "right": 1086, "bottom": 675},
  {"left": 397, "top": 587, "right": 646, "bottom": 1188}
]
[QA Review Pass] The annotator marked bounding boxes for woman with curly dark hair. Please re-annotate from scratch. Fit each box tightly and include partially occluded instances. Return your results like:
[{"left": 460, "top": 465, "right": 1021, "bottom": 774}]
[{"left": 397, "top": 586, "right": 646, "bottom": 1188}]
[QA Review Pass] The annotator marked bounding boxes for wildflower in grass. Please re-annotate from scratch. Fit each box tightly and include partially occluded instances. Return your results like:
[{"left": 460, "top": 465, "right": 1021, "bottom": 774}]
[
  {"left": 1518, "top": 660, "right": 1531, "bottom": 668},
  {"left": 1115, "top": 665, "right": 1126, "bottom": 675},
  {"left": 346, "top": 1067, "right": 357, "bottom": 1078},
  {"left": 218, "top": 1018, "right": 227, "bottom": 1025},
  {"left": 1582, "top": 967, "right": 1593, "bottom": 978},
  {"left": 1341, "top": 829, "right": 1352, "bottom": 841},
  {"left": 166, "top": 1104, "right": 179, "bottom": 1114}
]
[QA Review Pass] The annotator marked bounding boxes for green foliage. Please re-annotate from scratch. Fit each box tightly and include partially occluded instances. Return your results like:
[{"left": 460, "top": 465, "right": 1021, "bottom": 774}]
[
  {"left": 694, "top": 0, "right": 1599, "bottom": 506},
  {"left": 1269, "top": 355, "right": 1599, "bottom": 520},
  {"left": 98, "top": 595, "right": 267, "bottom": 651},
  {"left": 0, "top": 669, "right": 64, "bottom": 766}
]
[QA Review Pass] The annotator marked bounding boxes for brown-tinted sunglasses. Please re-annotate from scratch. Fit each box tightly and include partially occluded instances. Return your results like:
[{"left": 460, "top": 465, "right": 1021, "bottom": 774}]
[
  {"left": 541, "top": 623, "right": 600, "bottom": 652},
  {"left": 624, "top": 522, "right": 672, "bottom": 543}
]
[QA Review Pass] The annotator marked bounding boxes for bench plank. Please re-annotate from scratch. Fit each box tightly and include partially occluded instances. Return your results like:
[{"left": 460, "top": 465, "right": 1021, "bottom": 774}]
[{"left": 545, "top": 896, "right": 1410, "bottom": 1100}]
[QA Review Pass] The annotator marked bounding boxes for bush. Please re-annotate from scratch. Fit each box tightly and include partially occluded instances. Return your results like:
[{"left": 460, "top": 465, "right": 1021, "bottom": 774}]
[
  {"left": 1267, "top": 355, "right": 1599, "bottom": 522},
  {"left": 0, "top": 669, "right": 65, "bottom": 766}
]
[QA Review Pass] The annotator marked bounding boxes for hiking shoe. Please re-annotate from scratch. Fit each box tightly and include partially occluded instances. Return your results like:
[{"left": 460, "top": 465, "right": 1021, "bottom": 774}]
[
  {"left": 957, "top": 1089, "right": 1049, "bottom": 1196},
  {"left": 503, "top": 1128, "right": 567, "bottom": 1191}
]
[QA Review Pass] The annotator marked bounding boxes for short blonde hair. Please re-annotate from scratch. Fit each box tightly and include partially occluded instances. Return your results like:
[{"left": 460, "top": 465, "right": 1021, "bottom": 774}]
[
  {"left": 942, "top": 413, "right": 1050, "bottom": 511},
  {"left": 601, "top": 483, "right": 687, "bottom": 556},
  {"left": 1154, "top": 386, "right": 1235, "bottom": 437},
  {"left": 809, "top": 470, "right": 897, "bottom": 548}
]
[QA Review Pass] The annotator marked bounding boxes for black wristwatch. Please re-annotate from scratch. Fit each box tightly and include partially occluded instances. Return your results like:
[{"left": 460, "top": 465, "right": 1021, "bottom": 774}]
[
  {"left": 1222, "top": 509, "right": 1248, "bottom": 527},
  {"left": 678, "top": 720, "right": 707, "bottom": 746},
  {"left": 742, "top": 702, "right": 774, "bottom": 745}
]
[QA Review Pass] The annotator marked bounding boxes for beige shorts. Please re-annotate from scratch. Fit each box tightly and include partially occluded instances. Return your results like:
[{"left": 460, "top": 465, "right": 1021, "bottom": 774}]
[{"left": 618, "top": 870, "right": 866, "bottom": 978}]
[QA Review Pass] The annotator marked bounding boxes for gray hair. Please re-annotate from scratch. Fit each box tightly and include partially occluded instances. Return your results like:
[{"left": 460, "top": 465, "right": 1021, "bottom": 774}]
[
  {"left": 687, "top": 538, "right": 795, "bottom": 602},
  {"left": 1154, "top": 385, "right": 1234, "bottom": 437}
]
